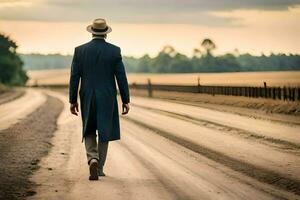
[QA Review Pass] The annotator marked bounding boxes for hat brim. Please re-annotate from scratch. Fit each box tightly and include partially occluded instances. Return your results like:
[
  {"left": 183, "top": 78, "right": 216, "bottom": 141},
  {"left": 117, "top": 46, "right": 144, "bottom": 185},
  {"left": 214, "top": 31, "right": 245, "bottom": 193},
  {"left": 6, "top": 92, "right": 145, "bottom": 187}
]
[{"left": 86, "top": 25, "right": 112, "bottom": 35}]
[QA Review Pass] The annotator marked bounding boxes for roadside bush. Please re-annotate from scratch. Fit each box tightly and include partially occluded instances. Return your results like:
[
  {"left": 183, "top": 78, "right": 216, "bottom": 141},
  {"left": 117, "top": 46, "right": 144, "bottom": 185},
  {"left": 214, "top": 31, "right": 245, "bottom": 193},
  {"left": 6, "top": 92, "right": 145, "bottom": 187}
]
[{"left": 0, "top": 33, "right": 28, "bottom": 86}]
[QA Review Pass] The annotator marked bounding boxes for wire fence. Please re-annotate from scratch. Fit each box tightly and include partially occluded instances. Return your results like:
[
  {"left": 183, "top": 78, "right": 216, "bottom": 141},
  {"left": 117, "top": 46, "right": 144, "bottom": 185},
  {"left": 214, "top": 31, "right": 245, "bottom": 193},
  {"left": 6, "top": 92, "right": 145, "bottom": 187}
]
[{"left": 130, "top": 79, "right": 300, "bottom": 102}]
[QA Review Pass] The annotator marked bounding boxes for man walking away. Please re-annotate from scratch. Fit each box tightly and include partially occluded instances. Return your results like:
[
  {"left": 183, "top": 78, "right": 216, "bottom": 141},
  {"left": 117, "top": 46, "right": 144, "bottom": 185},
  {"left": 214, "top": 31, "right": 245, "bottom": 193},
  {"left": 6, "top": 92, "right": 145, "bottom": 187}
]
[{"left": 69, "top": 18, "right": 130, "bottom": 180}]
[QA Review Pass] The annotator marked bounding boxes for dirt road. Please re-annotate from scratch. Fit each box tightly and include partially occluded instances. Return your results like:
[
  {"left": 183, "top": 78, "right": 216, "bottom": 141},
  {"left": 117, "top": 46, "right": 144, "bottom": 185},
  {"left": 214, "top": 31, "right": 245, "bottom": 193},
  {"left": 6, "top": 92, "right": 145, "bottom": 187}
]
[
  {"left": 30, "top": 89, "right": 300, "bottom": 200},
  {"left": 2, "top": 88, "right": 299, "bottom": 199},
  {"left": 0, "top": 88, "right": 46, "bottom": 130}
]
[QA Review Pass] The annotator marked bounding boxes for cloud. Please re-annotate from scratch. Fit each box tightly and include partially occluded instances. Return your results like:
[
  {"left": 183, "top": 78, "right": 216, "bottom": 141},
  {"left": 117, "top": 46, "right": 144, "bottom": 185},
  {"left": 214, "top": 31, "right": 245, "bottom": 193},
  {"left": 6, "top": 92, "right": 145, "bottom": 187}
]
[
  {"left": 0, "top": 0, "right": 33, "bottom": 8},
  {"left": 42, "top": 0, "right": 300, "bottom": 12},
  {"left": 0, "top": 0, "right": 299, "bottom": 25}
]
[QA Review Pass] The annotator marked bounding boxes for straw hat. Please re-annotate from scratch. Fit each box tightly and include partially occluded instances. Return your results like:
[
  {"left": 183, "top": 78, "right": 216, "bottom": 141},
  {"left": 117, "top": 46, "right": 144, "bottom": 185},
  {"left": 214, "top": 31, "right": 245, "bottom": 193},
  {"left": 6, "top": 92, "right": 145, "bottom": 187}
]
[{"left": 86, "top": 18, "right": 112, "bottom": 35}]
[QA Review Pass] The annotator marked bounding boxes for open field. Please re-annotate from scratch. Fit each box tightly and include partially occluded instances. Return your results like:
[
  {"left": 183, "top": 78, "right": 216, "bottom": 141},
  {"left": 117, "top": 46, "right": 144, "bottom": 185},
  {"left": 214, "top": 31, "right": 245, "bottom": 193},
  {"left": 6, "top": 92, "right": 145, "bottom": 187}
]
[{"left": 28, "top": 69, "right": 300, "bottom": 87}]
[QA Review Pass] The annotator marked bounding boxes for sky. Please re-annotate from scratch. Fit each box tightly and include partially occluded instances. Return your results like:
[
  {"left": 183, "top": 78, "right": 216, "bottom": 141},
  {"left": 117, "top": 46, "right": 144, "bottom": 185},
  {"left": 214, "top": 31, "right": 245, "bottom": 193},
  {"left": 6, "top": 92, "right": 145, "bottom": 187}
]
[{"left": 0, "top": 0, "right": 300, "bottom": 57}]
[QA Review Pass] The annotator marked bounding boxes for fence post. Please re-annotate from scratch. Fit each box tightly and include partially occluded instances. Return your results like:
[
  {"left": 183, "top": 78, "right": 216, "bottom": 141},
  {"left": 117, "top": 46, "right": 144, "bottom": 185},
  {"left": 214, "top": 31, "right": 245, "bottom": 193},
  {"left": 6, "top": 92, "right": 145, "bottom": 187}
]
[
  {"left": 288, "top": 87, "right": 292, "bottom": 101},
  {"left": 291, "top": 88, "right": 295, "bottom": 101},
  {"left": 256, "top": 87, "right": 258, "bottom": 97},
  {"left": 278, "top": 87, "right": 281, "bottom": 100},
  {"left": 248, "top": 87, "right": 251, "bottom": 97},
  {"left": 147, "top": 78, "right": 152, "bottom": 98},
  {"left": 259, "top": 87, "right": 263, "bottom": 97},
  {"left": 197, "top": 76, "right": 201, "bottom": 93},
  {"left": 263, "top": 82, "right": 267, "bottom": 98},
  {"left": 33, "top": 79, "right": 39, "bottom": 87}
]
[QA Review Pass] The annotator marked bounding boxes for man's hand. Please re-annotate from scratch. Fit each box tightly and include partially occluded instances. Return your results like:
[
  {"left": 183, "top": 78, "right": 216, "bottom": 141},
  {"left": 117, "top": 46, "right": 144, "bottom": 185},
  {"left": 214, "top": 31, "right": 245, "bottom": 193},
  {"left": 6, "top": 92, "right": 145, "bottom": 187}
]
[
  {"left": 122, "top": 103, "right": 130, "bottom": 115},
  {"left": 70, "top": 102, "right": 79, "bottom": 116}
]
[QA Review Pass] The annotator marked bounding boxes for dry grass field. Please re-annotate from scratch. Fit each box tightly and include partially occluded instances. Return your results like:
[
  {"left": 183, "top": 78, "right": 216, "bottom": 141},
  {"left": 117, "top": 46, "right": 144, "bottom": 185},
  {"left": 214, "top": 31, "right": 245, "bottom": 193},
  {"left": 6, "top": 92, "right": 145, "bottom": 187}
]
[{"left": 27, "top": 69, "right": 300, "bottom": 87}]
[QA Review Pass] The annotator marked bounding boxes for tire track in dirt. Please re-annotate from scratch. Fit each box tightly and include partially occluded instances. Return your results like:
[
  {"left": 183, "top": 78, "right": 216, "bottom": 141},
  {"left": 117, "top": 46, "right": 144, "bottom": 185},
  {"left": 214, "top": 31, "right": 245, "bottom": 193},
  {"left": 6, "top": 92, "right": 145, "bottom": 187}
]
[
  {"left": 0, "top": 89, "right": 25, "bottom": 105},
  {"left": 123, "top": 116, "right": 300, "bottom": 196},
  {"left": 122, "top": 119, "right": 297, "bottom": 200},
  {"left": 165, "top": 99, "right": 300, "bottom": 126},
  {"left": 131, "top": 103, "right": 300, "bottom": 152},
  {"left": 118, "top": 139, "right": 193, "bottom": 200},
  {"left": 0, "top": 88, "right": 47, "bottom": 131}
]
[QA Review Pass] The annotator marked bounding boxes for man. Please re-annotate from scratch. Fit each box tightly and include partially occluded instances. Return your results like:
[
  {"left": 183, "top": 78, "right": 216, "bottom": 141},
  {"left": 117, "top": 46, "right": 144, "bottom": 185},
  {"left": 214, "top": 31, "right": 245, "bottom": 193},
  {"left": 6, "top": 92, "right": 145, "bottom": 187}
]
[{"left": 69, "top": 18, "right": 130, "bottom": 181}]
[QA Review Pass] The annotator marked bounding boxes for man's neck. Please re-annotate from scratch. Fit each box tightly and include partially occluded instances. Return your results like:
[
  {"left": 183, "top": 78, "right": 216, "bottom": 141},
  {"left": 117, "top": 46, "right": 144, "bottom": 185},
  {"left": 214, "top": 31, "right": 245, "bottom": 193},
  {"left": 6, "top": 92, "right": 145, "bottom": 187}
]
[{"left": 92, "top": 36, "right": 105, "bottom": 40}]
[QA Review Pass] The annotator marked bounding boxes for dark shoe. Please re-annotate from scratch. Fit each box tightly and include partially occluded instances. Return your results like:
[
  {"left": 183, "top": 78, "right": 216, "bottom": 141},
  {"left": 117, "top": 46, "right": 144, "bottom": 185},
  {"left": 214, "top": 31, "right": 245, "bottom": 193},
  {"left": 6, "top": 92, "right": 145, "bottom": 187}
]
[
  {"left": 98, "top": 170, "right": 106, "bottom": 176},
  {"left": 89, "top": 159, "right": 99, "bottom": 181},
  {"left": 98, "top": 166, "right": 106, "bottom": 176}
]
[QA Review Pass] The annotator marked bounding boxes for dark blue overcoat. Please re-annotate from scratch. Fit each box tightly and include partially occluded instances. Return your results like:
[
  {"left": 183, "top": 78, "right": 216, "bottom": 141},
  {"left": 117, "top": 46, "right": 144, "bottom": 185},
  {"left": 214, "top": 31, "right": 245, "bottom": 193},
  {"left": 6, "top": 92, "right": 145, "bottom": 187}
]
[{"left": 69, "top": 38, "right": 130, "bottom": 142}]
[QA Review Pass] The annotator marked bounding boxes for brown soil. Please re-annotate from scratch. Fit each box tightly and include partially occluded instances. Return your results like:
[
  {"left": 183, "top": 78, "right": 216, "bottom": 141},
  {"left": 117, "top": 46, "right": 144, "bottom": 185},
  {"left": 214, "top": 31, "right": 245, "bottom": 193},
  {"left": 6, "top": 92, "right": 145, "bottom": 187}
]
[
  {"left": 0, "top": 95, "right": 64, "bottom": 200},
  {"left": 131, "top": 103, "right": 300, "bottom": 151},
  {"left": 130, "top": 89, "right": 300, "bottom": 125},
  {"left": 0, "top": 88, "right": 25, "bottom": 105},
  {"left": 124, "top": 116, "right": 300, "bottom": 196}
]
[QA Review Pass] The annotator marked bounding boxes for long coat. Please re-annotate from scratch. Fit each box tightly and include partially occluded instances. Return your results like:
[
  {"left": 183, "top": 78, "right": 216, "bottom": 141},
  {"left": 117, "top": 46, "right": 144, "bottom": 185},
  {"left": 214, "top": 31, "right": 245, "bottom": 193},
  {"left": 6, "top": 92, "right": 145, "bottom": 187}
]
[{"left": 69, "top": 38, "right": 130, "bottom": 142}]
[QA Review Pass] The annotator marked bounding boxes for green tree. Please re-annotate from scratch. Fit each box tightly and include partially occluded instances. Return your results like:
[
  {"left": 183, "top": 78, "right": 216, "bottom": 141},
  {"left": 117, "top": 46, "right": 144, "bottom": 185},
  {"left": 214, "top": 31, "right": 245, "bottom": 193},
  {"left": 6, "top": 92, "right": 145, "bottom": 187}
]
[
  {"left": 169, "top": 53, "right": 193, "bottom": 73},
  {"left": 201, "top": 38, "right": 216, "bottom": 56},
  {"left": 151, "top": 45, "right": 176, "bottom": 73},
  {"left": 136, "top": 54, "right": 152, "bottom": 73},
  {"left": 215, "top": 54, "right": 241, "bottom": 72},
  {"left": 0, "top": 33, "right": 28, "bottom": 85},
  {"left": 192, "top": 48, "right": 202, "bottom": 58}
]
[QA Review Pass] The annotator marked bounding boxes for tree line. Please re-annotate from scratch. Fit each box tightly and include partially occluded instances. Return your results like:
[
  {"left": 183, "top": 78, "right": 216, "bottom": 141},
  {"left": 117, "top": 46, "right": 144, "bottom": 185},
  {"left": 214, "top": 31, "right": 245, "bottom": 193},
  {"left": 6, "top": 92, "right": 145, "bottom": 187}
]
[
  {"left": 17, "top": 37, "right": 300, "bottom": 75},
  {"left": 124, "top": 39, "right": 300, "bottom": 73}
]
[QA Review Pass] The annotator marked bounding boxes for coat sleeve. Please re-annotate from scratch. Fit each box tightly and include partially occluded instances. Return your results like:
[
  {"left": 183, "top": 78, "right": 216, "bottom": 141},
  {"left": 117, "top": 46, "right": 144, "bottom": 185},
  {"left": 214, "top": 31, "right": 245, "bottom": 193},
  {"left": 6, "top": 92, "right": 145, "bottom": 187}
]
[
  {"left": 69, "top": 48, "right": 81, "bottom": 104},
  {"left": 114, "top": 47, "right": 130, "bottom": 104}
]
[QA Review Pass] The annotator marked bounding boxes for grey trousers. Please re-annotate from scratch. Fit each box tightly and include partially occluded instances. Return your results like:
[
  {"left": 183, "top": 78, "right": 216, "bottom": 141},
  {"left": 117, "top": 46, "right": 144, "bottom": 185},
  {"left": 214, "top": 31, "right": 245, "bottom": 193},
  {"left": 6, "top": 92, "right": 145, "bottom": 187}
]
[{"left": 84, "top": 132, "right": 109, "bottom": 169}]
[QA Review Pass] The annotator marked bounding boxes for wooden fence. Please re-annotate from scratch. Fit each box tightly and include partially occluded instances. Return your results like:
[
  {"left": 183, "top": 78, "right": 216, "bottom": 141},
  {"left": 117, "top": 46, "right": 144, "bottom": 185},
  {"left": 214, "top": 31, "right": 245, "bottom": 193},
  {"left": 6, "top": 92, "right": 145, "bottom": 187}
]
[{"left": 130, "top": 80, "right": 300, "bottom": 102}]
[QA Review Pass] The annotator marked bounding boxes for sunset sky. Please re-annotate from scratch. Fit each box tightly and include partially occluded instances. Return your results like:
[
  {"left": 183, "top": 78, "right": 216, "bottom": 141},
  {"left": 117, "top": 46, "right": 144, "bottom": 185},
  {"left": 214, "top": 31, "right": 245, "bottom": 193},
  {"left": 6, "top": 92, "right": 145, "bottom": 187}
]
[{"left": 0, "top": 0, "right": 300, "bottom": 57}]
